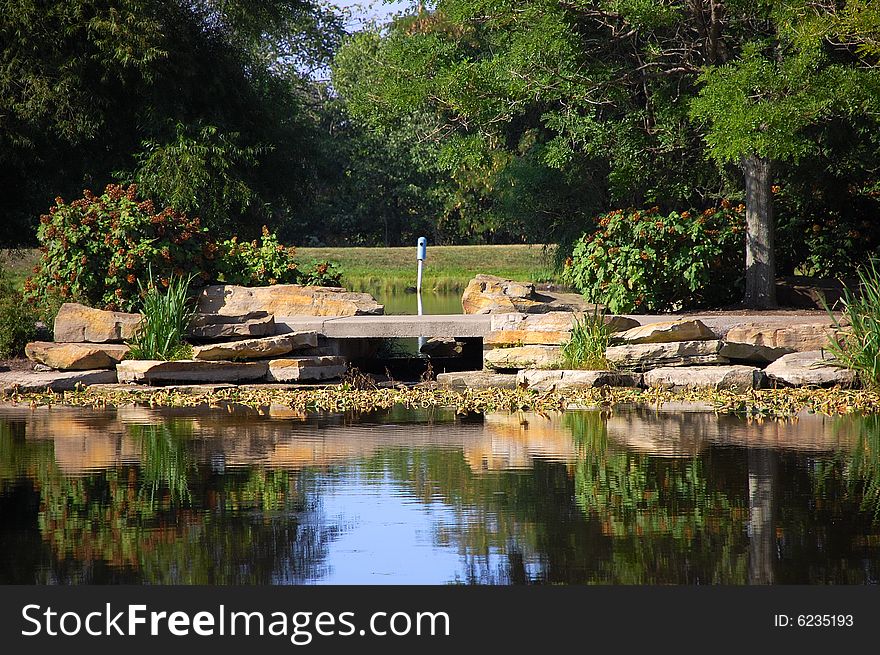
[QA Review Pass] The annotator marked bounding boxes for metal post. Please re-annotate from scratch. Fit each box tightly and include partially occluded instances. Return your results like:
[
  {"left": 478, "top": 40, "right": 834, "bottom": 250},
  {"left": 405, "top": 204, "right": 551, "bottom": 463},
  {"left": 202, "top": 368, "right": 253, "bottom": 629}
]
[{"left": 416, "top": 237, "right": 427, "bottom": 353}]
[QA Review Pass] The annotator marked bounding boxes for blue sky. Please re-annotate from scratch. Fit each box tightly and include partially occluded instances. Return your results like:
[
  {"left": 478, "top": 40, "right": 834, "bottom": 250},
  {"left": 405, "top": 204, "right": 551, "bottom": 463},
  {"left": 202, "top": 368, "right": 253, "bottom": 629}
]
[{"left": 330, "top": 1, "right": 414, "bottom": 30}]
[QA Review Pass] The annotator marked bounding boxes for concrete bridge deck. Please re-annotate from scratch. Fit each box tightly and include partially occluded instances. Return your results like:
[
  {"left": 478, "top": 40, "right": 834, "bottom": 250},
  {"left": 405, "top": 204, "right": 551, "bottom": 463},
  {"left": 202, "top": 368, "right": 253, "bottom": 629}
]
[{"left": 275, "top": 312, "right": 832, "bottom": 340}]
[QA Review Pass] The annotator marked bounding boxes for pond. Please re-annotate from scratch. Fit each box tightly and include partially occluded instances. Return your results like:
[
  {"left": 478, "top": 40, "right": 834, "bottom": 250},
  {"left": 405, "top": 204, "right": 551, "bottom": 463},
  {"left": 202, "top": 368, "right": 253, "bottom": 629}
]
[
  {"left": 2, "top": 404, "right": 880, "bottom": 585},
  {"left": 372, "top": 289, "right": 463, "bottom": 316}
]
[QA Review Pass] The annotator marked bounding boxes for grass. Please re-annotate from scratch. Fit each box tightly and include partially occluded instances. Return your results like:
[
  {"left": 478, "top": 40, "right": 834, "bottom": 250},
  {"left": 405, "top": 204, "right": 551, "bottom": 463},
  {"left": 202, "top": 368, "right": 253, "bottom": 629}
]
[
  {"left": 0, "top": 249, "right": 38, "bottom": 292},
  {"left": 561, "top": 309, "right": 613, "bottom": 370},
  {"left": 127, "top": 272, "right": 195, "bottom": 361},
  {"left": 826, "top": 258, "right": 880, "bottom": 388},
  {"left": 297, "top": 244, "right": 558, "bottom": 294}
]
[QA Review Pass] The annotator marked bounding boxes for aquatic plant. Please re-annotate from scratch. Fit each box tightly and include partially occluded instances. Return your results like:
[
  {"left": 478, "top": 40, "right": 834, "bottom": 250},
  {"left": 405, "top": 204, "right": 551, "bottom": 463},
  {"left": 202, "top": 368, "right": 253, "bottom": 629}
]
[
  {"left": 561, "top": 307, "right": 613, "bottom": 370},
  {"left": 825, "top": 258, "right": 880, "bottom": 389},
  {"left": 127, "top": 270, "right": 195, "bottom": 361}
]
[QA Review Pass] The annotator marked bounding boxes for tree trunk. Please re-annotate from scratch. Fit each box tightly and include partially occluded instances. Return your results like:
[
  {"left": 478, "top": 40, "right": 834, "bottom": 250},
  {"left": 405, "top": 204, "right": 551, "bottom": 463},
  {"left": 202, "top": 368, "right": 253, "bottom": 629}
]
[{"left": 742, "top": 154, "right": 777, "bottom": 308}]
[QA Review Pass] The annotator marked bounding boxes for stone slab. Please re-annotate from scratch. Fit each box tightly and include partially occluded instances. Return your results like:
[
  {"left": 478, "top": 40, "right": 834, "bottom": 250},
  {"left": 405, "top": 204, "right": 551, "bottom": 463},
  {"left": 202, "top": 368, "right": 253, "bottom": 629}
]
[
  {"left": 188, "top": 311, "right": 276, "bottom": 341},
  {"left": 764, "top": 351, "right": 856, "bottom": 388},
  {"left": 117, "top": 360, "right": 269, "bottom": 385},
  {"left": 605, "top": 340, "right": 726, "bottom": 370},
  {"left": 613, "top": 319, "right": 715, "bottom": 345},
  {"left": 25, "top": 341, "right": 129, "bottom": 370},
  {"left": 643, "top": 365, "right": 765, "bottom": 391},
  {"left": 275, "top": 314, "right": 492, "bottom": 339},
  {"left": 53, "top": 303, "right": 141, "bottom": 343},
  {"left": 489, "top": 311, "right": 640, "bottom": 333},
  {"left": 197, "top": 284, "right": 383, "bottom": 317},
  {"left": 719, "top": 322, "right": 838, "bottom": 363},
  {"left": 517, "top": 369, "right": 642, "bottom": 391},
  {"left": 192, "top": 333, "right": 318, "bottom": 361},
  {"left": 0, "top": 369, "right": 118, "bottom": 393},
  {"left": 483, "top": 345, "right": 563, "bottom": 370},
  {"left": 461, "top": 275, "right": 598, "bottom": 314},
  {"left": 435, "top": 371, "right": 519, "bottom": 389},
  {"left": 266, "top": 356, "right": 347, "bottom": 382}
]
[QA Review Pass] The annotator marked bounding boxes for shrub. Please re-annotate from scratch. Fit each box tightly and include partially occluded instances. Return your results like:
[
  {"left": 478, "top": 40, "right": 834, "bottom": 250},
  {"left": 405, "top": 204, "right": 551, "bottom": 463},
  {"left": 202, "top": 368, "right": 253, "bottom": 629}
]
[
  {"left": 563, "top": 205, "right": 745, "bottom": 313},
  {"left": 825, "top": 258, "right": 880, "bottom": 389},
  {"left": 561, "top": 309, "right": 613, "bottom": 370},
  {"left": 127, "top": 272, "right": 195, "bottom": 361},
  {"left": 25, "top": 184, "right": 212, "bottom": 312},
  {"left": 0, "top": 267, "right": 38, "bottom": 358}
]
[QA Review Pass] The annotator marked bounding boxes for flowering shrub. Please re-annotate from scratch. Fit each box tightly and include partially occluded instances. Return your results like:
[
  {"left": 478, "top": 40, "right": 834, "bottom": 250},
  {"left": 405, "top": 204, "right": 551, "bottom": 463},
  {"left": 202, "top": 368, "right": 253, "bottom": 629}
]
[
  {"left": 26, "top": 187, "right": 343, "bottom": 312},
  {"left": 563, "top": 204, "right": 745, "bottom": 313},
  {"left": 25, "top": 185, "right": 212, "bottom": 312},
  {"left": 0, "top": 265, "right": 37, "bottom": 358}
]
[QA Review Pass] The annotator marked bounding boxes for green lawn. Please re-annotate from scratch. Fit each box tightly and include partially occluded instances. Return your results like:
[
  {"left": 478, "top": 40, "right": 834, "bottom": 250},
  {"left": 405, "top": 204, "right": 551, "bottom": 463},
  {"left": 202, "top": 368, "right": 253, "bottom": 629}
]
[
  {"left": 298, "top": 244, "right": 559, "bottom": 293},
  {"left": 0, "top": 249, "right": 38, "bottom": 291}
]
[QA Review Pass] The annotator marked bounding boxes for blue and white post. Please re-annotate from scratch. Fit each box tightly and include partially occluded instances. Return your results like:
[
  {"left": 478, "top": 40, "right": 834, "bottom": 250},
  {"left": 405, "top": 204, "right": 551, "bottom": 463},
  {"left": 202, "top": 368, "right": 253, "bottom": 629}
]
[{"left": 417, "top": 236, "right": 427, "bottom": 352}]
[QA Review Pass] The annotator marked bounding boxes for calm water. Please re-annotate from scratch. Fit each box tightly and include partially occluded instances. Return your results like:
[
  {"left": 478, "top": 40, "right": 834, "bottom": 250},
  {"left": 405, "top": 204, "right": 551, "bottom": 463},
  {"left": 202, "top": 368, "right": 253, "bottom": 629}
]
[
  {"left": 372, "top": 289, "right": 463, "bottom": 315},
  {"left": 2, "top": 405, "right": 880, "bottom": 585}
]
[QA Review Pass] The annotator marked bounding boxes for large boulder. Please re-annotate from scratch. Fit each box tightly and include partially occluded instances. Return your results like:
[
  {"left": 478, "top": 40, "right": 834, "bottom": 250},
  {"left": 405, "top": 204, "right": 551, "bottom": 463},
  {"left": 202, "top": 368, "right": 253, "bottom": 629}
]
[
  {"left": 764, "top": 351, "right": 856, "bottom": 387},
  {"left": 462, "top": 275, "right": 597, "bottom": 314},
  {"left": 0, "top": 369, "right": 117, "bottom": 393},
  {"left": 643, "top": 365, "right": 765, "bottom": 391},
  {"left": 53, "top": 303, "right": 141, "bottom": 343},
  {"left": 197, "top": 284, "right": 383, "bottom": 317},
  {"left": 483, "top": 345, "right": 563, "bottom": 370},
  {"left": 719, "top": 322, "right": 839, "bottom": 363},
  {"left": 613, "top": 319, "right": 715, "bottom": 345},
  {"left": 192, "top": 333, "right": 317, "bottom": 361},
  {"left": 266, "top": 356, "right": 347, "bottom": 382},
  {"left": 517, "top": 369, "right": 642, "bottom": 391},
  {"left": 435, "top": 371, "right": 519, "bottom": 389},
  {"left": 188, "top": 311, "right": 276, "bottom": 341},
  {"left": 117, "top": 360, "right": 269, "bottom": 385},
  {"left": 605, "top": 340, "right": 726, "bottom": 370},
  {"left": 25, "top": 342, "right": 129, "bottom": 370}
]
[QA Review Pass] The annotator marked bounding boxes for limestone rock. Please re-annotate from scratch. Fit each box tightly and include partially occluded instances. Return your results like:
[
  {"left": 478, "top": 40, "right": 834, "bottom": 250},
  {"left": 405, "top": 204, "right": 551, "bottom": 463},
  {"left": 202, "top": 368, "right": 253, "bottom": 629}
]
[
  {"left": 266, "top": 356, "right": 347, "bottom": 382},
  {"left": 197, "top": 284, "right": 383, "bottom": 317},
  {"left": 488, "top": 311, "right": 639, "bottom": 339},
  {"left": 25, "top": 341, "right": 129, "bottom": 370},
  {"left": 461, "top": 275, "right": 598, "bottom": 314},
  {"left": 613, "top": 319, "right": 715, "bottom": 345},
  {"left": 483, "top": 345, "right": 562, "bottom": 370},
  {"left": 419, "top": 337, "right": 464, "bottom": 358},
  {"left": 605, "top": 340, "right": 726, "bottom": 370},
  {"left": 764, "top": 351, "right": 856, "bottom": 387},
  {"left": 0, "top": 369, "right": 117, "bottom": 393},
  {"left": 192, "top": 333, "right": 317, "bottom": 361},
  {"left": 643, "top": 365, "right": 765, "bottom": 392},
  {"left": 435, "top": 371, "right": 519, "bottom": 389},
  {"left": 53, "top": 303, "right": 141, "bottom": 343},
  {"left": 517, "top": 369, "right": 642, "bottom": 391},
  {"left": 188, "top": 311, "right": 276, "bottom": 341},
  {"left": 719, "top": 322, "right": 838, "bottom": 363},
  {"left": 484, "top": 330, "right": 572, "bottom": 347},
  {"left": 117, "top": 360, "right": 269, "bottom": 385}
]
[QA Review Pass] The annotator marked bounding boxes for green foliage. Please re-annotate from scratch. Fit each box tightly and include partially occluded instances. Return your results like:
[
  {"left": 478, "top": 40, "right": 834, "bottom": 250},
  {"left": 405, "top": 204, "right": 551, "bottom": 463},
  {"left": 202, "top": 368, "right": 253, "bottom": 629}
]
[
  {"left": 127, "top": 272, "right": 195, "bottom": 362},
  {"left": 561, "top": 309, "right": 613, "bottom": 371},
  {"left": 825, "top": 259, "right": 880, "bottom": 389},
  {"left": 216, "top": 228, "right": 342, "bottom": 287},
  {"left": 25, "top": 185, "right": 211, "bottom": 312},
  {"left": 0, "top": 265, "right": 38, "bottom": 358},
  {"left": 564, "top": 205, "right": 745, "bottom": 313}
]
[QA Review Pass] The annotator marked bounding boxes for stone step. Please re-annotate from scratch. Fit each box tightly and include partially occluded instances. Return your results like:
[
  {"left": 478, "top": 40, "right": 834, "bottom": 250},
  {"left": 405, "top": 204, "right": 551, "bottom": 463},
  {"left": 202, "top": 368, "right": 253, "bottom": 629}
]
[
  {"left": 517, "top": 369, "right": 642, "bottom": 391},
  {"left": 197, "top": 284, "right": 383, "bottom": 317},
  {"left": 188, "top": 311, "right": 276, "bottom": 341},
  {"left": 0, "top": 369, "right": 118, "bottom": 393},
  {"left": 435, "top": 371, "right": 519, "bottom": 389},
  {"left": 613, "top": 319, "right": 715, "bottom": 345},
  {"left": 266, "top": 356, "right": 347, "bottom": 382},
  {"left": 25, "top": 341, "right": 129, "bottom": 370},
  {"left": 764, "top": 351, "right": 856, "bottom": 387},
  {"left": 484, "top": 345, "right": 563, "bottom": 370},
  {"left": 117, "top": 360, "right": 269, "bottom": 385},
  {"left": 192, "top": 333, "right": 318, "bottom": 361},
  {"left": 606, "top": 340, "right": 726, "bottom": 370},
  {"left": 643, "top": 365, "right": 765, "bottom": 391},
  {"left": 719, "top": 322, "right": 839, "bottom": 363},
  {"left": 489, "top": 311, "right": 640, "bottom": 333}
]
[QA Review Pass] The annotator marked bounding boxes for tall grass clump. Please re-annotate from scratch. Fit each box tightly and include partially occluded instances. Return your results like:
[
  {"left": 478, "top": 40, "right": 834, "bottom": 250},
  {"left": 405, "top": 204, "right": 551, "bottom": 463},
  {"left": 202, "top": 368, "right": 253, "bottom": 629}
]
[
  {"left": 127, "top": 272, "right": 195, "bottom": 361},
  {"left": 826, "top": 258, "right": 880, "bottom": 388},
  {"left": 561, "top": 308, "right": 613, "bottom": 370}
]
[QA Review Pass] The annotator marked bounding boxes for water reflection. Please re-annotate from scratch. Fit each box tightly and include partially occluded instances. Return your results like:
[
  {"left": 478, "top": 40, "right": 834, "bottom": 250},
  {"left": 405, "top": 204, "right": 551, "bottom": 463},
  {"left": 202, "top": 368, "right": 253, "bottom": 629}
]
[{"left": 1, "top": 405, "right": 880, "bottom": 584}]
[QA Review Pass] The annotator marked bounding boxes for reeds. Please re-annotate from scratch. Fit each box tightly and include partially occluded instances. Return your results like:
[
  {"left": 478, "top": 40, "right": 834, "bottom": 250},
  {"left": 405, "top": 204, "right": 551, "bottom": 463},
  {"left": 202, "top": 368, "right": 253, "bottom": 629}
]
[
  {"left": 826, "top": 259, "right": 880, "bottom": 389},
  {"left": 127, "top": 271, "right": 195, "bottom": 361},
  {"left": 561, "top": 307, "right": 613, "bottom": 370}
]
